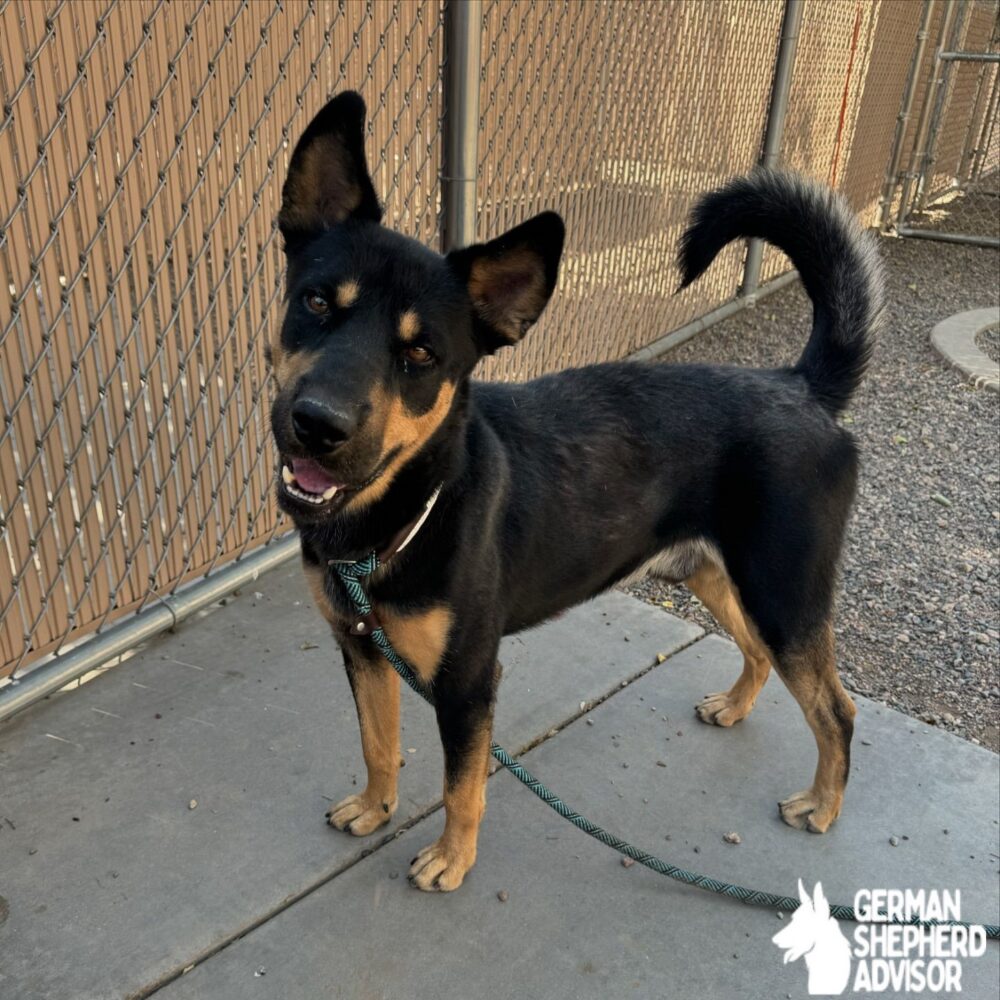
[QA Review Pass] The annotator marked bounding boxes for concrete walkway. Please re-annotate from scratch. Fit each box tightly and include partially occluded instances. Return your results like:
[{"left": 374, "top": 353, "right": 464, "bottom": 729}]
[{"left": 0, "top": 562, "right": 996, "bottom": 999}]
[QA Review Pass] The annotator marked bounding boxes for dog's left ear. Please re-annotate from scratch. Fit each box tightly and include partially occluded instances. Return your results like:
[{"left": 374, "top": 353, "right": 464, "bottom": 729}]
[
  {"left": 278, "top": 91, "right": 382, "bottom": 248},
  {"left": 447, "top": 212, "right": 565, "bottom": 354}
]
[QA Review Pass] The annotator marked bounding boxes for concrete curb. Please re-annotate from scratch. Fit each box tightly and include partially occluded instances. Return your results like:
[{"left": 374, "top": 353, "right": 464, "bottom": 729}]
[{"left": 930, "top": 306, "right": 1000, "bottom": 392}]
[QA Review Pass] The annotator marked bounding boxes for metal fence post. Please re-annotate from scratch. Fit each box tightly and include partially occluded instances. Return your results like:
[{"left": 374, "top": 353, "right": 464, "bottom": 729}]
[
  {"left": 896, "top": 0, "right": 958, "bottom": 227},
  {"left": 915, "top": 0, "right": 969, "bottom": 212},
  {"left": 879, "top": 0, "right": 936, "bottom": 232},
  {"left": 441, "top": 0, "right": 482, "bottom": 253},
  {"left": 740, "top": 0, "right": 804, "bottom": 302}
]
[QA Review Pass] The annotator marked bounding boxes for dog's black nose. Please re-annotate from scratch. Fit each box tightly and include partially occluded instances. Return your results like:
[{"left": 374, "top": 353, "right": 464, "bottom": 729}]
[{"left": 291, "top": 398, "right": 355, "bottom": 452}]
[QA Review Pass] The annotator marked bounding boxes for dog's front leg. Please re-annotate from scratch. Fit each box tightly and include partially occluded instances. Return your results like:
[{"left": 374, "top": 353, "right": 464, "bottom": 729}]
[
  {"left": 327, "top": 645, "right": 401, "bottom": 836},
  {"left": 409, "top": 658, "right": 498, "bottom": 892}
]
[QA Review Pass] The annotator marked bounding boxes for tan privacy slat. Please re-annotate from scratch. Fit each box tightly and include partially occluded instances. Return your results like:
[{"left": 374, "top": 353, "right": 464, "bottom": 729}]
[
  {"left": 30, "top": 0, "right": 98, "bottom": 635},
  {"left": 4, "top": 2, "right": 72, "bottom": 655},
  {"left": 1, "top": 0, "right": 952, "bottom": 678},
  {"left": 476, "top": 0, "right": 785, "bottom": 382},
  {"left": 0, "top": 4, "right": 41, "bottom": 667},
  {"left": 839, "top": 0, "right": 927, "bottom": 226}
]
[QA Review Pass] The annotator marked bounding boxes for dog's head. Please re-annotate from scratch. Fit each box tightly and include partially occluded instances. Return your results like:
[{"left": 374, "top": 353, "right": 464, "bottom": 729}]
[
  {"left": 269, "top": 91, "right": 564, "bottom": 523},
  {"left": 772, "top": 879, "right": 835, "bottom": 964}
]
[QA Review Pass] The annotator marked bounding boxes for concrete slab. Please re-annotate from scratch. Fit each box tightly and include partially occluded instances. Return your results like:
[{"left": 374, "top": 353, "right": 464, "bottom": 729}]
[
  {"left": 0, "top": 562, "right": 699, "bottom": 1000},
  {"left": 157, "top": 635, "right": 1000, "bottom": 1000},
  {"left": 930, "top": 306, "right": 1000, "bottom": 392}
]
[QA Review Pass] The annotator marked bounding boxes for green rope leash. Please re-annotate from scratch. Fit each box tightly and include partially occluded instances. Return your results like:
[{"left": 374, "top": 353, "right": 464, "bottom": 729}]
[{"left": 335, "top": 553, "right": 1000, "bottom": 939}]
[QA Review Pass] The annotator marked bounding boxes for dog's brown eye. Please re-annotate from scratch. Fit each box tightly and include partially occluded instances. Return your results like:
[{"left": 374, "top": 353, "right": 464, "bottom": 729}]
[
  {"left": 304, "top": 291, "right": 329, "bottom": 315},
  {"left": 403, "top": 344, "right": 433, "bottom": 366}
]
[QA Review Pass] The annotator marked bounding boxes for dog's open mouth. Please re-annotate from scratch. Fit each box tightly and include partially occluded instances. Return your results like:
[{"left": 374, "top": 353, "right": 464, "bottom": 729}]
[{"left": 280, "top": 458, "right": 347, "bottom": 507}]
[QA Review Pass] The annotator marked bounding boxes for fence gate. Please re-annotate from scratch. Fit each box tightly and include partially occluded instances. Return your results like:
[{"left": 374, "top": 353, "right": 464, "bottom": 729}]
[{"left": 882, "top": 0, "right": 1000, "bottom": 247}]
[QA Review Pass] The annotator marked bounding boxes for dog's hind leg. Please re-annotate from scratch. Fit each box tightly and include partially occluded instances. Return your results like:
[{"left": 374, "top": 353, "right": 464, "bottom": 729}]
[
  {"left": 686, "top": 562, "right": 773, "bottom": 727},
  {"left": 773, "top": 621, "right": 856, "bottom": 834}
]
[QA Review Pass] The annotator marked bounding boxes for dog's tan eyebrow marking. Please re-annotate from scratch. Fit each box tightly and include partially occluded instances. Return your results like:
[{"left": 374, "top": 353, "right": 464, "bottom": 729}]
[
  {"left": 398, "top": 309, "right": 421, "bottom": 342},
  {"left": 336, "top": 280, "right": 360, "bottom": 308}
]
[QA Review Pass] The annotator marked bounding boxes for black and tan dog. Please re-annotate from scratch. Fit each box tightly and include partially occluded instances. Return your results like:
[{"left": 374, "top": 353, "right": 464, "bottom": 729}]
[{"left": 269, "top": 92, "right": 882, "bottom": 891}]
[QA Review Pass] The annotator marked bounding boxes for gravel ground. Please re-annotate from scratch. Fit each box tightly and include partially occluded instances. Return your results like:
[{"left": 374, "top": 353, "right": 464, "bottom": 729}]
[
  {"left": 623, "top": 236, "right": 1000, "bottom": 751},
  {"left": 976, "top": 325, "right": 999, "bottom": 364}
]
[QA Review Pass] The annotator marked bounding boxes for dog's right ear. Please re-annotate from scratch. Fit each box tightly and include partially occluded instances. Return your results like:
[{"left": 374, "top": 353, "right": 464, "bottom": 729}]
[{"left": 278, "top": 91, "right": 382, "bottom": 249}]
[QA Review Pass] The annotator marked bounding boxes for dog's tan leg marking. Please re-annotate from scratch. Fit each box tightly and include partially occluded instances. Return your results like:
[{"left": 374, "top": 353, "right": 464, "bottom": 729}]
[
  {"left": 686, "top": 563, "right": 773, "bottom": 726},
  {"left": 303, "top": 561, "right": 338, "bottom": 625},
  {"left": 775, "top": 623, "right": 856, "bottom": 834},
  {"left": 380, "top": 605, "right": 453, "bottom": 685},
  {"left": 328, "top": 652, "right": 402, "bottom": 836},
  {"left": 409, "top": 719, "right": 491, "bottom": 892}
]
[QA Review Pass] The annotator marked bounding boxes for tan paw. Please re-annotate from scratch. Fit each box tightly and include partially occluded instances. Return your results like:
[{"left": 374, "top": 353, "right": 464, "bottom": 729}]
[
  {"left": 695, "top": 691, "right": 752, "bottom": 727},
  {"left": 326, "top": 792, "right": 397, "bottom": 836},
  {"left": 407, "top": 837, "right": 476, "bottom": 892},
  {"left": 779, "top": 788, "right": 842, "bottom": 833}
]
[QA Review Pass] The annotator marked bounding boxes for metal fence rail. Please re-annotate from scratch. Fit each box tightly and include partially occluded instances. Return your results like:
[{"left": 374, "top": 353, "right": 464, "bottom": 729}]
[{"left": 0, "top": 0, "right": 994, "bottom": 719}]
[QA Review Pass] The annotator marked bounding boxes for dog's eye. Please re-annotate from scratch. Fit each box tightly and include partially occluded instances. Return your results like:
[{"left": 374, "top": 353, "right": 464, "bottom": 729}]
[
  {"left": 303, "top": 291, "right": 330, "bottom": 315},
  {"left": 403, "top": 344, "right": 434, "bottom": 366}
]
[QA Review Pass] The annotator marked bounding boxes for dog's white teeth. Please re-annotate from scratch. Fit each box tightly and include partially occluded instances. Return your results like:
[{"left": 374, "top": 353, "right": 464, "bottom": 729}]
[
  {"left": 281, "top": 465, "right": 294, "bottom": 485},
  {"left": 322, "top": 485, "right": 339, "bottom": 500}
]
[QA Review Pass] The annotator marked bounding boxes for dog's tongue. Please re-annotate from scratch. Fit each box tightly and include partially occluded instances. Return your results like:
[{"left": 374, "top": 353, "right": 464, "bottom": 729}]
[{"left": 291, "top": 458, "right": 339, "bottom": 495}]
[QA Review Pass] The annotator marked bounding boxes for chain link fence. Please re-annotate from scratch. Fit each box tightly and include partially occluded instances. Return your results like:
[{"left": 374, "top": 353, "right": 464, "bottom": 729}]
[
  {"left": 882, "top": 0, "right": 1000, "bottom": 246},
  {"left": 0, "top": 0, "right": 992, "bottom": 713},
  {"left": 0, "top": 0, "right": 444, "bottom": 687}
]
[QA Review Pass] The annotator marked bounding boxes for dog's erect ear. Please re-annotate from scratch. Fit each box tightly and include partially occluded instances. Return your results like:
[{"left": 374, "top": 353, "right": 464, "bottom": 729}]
[
  {"left": 278, "top": 91, "right": 382, "bottom": 246},
  {"left": 813, "top": 882, "right": 830, "bottom": 920},
  {"left": 797, "top": 879, "right": 812, "bottom": 911},
  {"left": 447, "top": 212, "right": 565, "bottom": 354}
]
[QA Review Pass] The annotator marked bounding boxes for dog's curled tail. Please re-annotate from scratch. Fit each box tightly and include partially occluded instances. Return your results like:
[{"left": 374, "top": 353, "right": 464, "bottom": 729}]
[{"left": 678, "top": 169, "right": 884, "bottom": 415}]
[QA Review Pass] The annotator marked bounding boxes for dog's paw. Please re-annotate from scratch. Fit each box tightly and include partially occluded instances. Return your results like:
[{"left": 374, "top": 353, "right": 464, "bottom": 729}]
[
  {"left": 407, "top": 837, "right": 476, "bottom": 892},
  {"left": 778, "top": 788, "right": 841, "bottom": 834},
  {"left": 695, "top": 691, "right": 752, "bottom": 727},
  {"left": 327, "top": 792, "right": 397, "bottom": 836}
]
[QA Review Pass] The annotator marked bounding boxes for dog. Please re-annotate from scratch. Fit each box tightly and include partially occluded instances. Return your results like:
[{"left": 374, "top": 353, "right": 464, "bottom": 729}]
[
  {"left": 773, "top": 880, "right": 852, "bottom": 995},
  {"left": 268, "top": 91, "right": 882, "bottom": 892}
]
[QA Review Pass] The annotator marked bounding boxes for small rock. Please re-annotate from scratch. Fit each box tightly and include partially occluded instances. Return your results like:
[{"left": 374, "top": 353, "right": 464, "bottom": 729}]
[
  {"left": 254, "top": 967, "right": 266, "bottom": 977},
  {"left": 585, "top": 718, "right": 594, "bottom": 726},
  {"left": 620, "top": 856, "right": 635, "bottom": 868},
  {"left": 656, "top": 653, "right": 666, "bottom": 664},
  {"left": 497, "top": 889, "right": 509, "bottom": 902},
  {"left": 889, "top": 835, "right": 899, "bottom": 847},
  {"left": 723, "top": 831, "right": 742, "bottom": 845},
  {"left": 656, "top": 760, "right": 667, "bottom": 768},
  {"left": 188, "top": 799, "right": 197, "bottom": 810},
  {"left": 300, "top": 641, "right": 319, "bottom": 651}
]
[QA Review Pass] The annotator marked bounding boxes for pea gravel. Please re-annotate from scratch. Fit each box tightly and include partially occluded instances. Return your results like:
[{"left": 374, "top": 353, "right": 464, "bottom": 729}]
[
  {"left": 623, "top": 237, "right": 1000, "bottom": 751},
  {"left": 976, "top": 325, "right": 999, "bottom": 365}
]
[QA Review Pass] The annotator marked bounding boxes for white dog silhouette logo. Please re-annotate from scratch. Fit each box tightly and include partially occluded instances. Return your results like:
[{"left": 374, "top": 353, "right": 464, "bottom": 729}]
[{"left": 773, "top": 879, "right": 852, "bottom": 995}]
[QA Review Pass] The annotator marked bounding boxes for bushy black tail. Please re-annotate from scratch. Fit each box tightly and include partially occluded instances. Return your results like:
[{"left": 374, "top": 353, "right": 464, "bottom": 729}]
[{"left": 678, "top": 169, "right": 883, "bottom": 415}]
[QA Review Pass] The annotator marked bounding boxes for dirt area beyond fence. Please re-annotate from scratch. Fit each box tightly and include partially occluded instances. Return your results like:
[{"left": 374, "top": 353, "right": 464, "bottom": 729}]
[{"left": 624, "top": 237, "right": 1000, "bottom": 752}]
